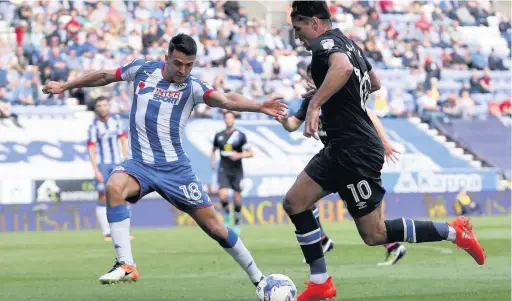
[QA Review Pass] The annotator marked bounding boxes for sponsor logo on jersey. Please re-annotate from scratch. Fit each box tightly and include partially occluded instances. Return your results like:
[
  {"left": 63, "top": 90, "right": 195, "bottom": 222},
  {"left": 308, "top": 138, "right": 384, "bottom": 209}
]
[{"left": 153, "top": 88, "right": 183, "bottom": 105}]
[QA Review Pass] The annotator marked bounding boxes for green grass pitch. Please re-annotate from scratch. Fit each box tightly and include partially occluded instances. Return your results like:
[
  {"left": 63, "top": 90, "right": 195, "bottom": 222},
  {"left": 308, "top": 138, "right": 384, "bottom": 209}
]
[{"left": 1, "top": 216, "right": 510, "bottom": 301}]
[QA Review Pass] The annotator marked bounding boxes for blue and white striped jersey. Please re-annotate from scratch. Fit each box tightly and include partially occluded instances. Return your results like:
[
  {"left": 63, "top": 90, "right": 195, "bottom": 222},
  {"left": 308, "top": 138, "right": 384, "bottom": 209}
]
[
  {"left": 115, "top": 59, "right": 214, "bottom": 165},
  {"left": 87, "top": 114, "right": 126, "bottom": 165}
]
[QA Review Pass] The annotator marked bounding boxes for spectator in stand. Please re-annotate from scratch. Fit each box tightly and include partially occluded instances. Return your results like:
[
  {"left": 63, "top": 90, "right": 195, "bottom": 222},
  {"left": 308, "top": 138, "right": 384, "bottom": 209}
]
[
  {"left": 442, "top": 93, "right": 462, "bottom": 119},
  {"left": 479, "top": 67, "right": 493, "bottom": 94},
  {"left": 471, "top": 46, "right": 488, "bottom": 70},
  {"left": 469, "top": 69, "right": 481, "bottom": 93},
  {"left": 418, "top": 89, "right": 440, "bottom": 121},
  {"left": 1, "top": 0, "right": 509, "bottom": 125},
  {"left": 489, "top": 97, "right": 511, "bottom": 118},
  {"left": 488, "top": 48, "right": 507, "bottom": 71},
  {"left": 458, "top": 90, "right": 476, "bottom": 119}
]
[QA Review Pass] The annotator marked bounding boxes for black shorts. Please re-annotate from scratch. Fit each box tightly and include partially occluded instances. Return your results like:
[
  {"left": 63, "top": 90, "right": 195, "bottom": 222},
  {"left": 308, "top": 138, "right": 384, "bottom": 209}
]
[
  {"left": 304, "top": 145, "right": 386, "bottom": 218},
  {"left": 218, "top": 167, "right": 243, "bottom": 192}
]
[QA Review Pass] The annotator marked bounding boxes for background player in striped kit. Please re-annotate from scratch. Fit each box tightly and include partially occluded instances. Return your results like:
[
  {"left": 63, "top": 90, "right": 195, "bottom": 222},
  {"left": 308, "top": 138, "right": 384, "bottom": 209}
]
[
  {"left": 43, "top": 33, "right": 287, "bottom": 287},
  {"left": 87, "top": 96, "right": 131, "bottom": 241},
  {"left": 211, "top": 111, "right": 253, "bottom": 234}
]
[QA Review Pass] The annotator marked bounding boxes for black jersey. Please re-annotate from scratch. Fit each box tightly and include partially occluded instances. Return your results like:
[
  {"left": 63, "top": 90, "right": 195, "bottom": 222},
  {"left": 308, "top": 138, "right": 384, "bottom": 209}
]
[
  {"left": 294, "top": 97, "right": 330, "bottom": 146},
  {"left": 310, "top": 28, "right": 383, "bottom": 150},
  {"left": 213, "top": 129, "right": 248, "bottom": 171}
]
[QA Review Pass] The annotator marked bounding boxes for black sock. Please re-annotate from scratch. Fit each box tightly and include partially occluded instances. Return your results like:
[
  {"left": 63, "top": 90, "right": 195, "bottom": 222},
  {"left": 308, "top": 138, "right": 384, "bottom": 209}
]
[
  {"left": 290, "top": 211, "right": 325, "bottom": 267},
  {"left": 313, "top": 206, "right": 329, "bottom": 243},
  {"left": 221, "top": 200, "right": 229, "bottom": 215},
  {"left": 385, "top": 218, "right": 448, "bottom": 243},
  {"left": 234, "top": 204, "right": 242, "bottom": 225}
]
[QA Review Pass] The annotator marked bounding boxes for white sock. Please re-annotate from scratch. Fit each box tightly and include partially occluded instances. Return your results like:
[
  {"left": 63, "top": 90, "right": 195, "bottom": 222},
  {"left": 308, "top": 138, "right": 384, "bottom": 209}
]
[
  {"left": 447, "top": 225, "right": 457, "bottom": 242},
  {"left": 310, "top": 273, "right": 329, "bottom": 284},
  {"left": 96, "top": 206, "right": 110, "bottom": 236},
  {"left": 224, "top": 239, "right": 263, "bottom": 283},
  {"left": 110, "top": 218, "right": 134, "bottom": 265}
]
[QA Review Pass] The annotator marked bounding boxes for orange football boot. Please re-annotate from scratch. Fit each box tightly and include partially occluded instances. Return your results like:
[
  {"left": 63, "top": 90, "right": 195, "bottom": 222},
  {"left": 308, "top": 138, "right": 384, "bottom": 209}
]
[
  {"left": 297, "top": 276, "right": 337, "bottom": 301},
  {"left": 448, "top": 216, "right": 485, "bottom": 265}
]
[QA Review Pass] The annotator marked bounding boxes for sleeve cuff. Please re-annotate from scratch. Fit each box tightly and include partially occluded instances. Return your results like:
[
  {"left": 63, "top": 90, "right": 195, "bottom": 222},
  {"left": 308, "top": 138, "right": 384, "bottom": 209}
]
[
  {"left": 118, "top": 132, "right": 127, "bottom": 138},
  {"left": 87, "top": 141, "right": 96, "bottom": 147},
  {"left": 115, "top": 68, "right": 122, "bottom": 80},
  {"left": 203, "top": 89, "right": 215, "bottom": 105}
]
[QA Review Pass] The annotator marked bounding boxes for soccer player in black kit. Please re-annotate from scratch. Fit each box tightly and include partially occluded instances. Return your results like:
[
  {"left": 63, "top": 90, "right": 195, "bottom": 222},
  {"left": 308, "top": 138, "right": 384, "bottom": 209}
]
[
  {"left": 212, "top": 111, "right": 253, "bottom": 234},
  {"left": 285, "top": 2, "right": 485, "bottom": 301},
  {"left": 279, "top": 64, "right": 406, "bottom": 266}
]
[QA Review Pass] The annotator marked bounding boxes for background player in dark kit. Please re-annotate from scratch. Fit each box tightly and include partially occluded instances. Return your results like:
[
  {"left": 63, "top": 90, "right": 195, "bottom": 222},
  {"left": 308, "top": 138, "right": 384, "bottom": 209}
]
[
  {"left": 212, "top": 111, "right": 253, "bottom": 234},
  {"left": 284, "top": 2, "right": 485, "bottom": 301}
]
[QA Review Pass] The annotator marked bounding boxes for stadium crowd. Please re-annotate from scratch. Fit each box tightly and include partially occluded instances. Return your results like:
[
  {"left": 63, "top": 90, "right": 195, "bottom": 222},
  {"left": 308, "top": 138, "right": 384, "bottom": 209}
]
[{"left": 0, "top": 0, "right": 510, "bottom": 121}]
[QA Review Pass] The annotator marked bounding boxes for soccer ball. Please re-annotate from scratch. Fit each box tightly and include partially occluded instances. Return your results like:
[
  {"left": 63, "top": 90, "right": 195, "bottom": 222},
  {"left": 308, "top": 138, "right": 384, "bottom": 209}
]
[{"left": 256, "top": 274, "right": 297, "bottom": 301}]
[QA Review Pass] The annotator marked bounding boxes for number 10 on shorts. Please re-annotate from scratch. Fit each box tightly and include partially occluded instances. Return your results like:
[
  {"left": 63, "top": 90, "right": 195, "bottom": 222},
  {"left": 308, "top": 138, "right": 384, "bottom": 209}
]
[
  {"left": 179, "top": 182, "right": 203, "bottom": 202},
  {"left": 347, "top": 180, "right": 372, "bottom": 209}
]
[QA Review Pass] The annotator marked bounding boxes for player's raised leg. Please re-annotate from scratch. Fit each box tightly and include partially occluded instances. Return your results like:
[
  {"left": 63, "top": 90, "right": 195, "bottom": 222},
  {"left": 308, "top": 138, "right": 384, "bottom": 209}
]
[
  {"left": 346, "top": 180, "right": 485, "bottom": 265},
  {"left": 186, "top": 205, "right": 264, "bottom": 286},
  {"left": 98, "top": 164, "right": 151, "bottom": 285},
  {"left": 283, "top": 170, "right": 336, "bottom": 301}
]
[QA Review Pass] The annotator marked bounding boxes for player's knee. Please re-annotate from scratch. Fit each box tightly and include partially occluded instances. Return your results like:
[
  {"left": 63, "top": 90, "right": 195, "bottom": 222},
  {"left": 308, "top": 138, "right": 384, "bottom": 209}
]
[
  {"left": 106, "top": 181, "right": 124, "bottom": 206},
  {"left": 282, "top": 191, "right": 304, "bottom": 215},
  {"left": 282, "top": 197, "right": 294, "bottom": 215},
  {"left": 219, "top": 189, "right": 228, "bottom": 201}
]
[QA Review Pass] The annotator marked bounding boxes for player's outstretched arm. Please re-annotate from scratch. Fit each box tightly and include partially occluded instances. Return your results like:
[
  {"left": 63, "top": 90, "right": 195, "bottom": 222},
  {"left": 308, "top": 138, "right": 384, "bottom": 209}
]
[
  {"left": 276, "top": 115, "right": 304, "bottom": 132},
  {"left": 206, "top": 91, "right": 287, "bottom": 118},
  {"left": 42, "top": 69, "right": 121, "bottom": 94}
]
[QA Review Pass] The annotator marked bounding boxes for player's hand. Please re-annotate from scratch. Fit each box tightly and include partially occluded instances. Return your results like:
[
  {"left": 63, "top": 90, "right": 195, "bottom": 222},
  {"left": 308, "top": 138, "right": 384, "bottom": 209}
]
[
  {"left": 304, "top": 106, "right": 320, "bottom": 140},
  {"left": 301, "top": 80, "right": 317, "bottom": 99},
  {"left": 230, "top": 153, "right": 242, "bottom": 161},
  {"left": 260, "top": 96, "right": 287, "bottom": 118},
  {"left": 42, "top": 81, "right": 65, "bottom": 94},
  {"left": 383, "top": 141, "right": 400, "bottom": 165},
  {"left": 275, "top": 114, "right": 288, "bottom": 124},
  {"left": 301, "top": 87, "right": 317, "bottom": 100},
  {"left": 94, "top": 170, "right": 104, "bottom": 183}
]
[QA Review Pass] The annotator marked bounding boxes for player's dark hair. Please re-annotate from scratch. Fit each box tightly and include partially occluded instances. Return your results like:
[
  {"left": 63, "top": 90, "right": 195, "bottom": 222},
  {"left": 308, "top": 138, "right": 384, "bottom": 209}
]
[
  {"left": 290, "top": 1, "right": 331, "bottom": 21},
  {"left": 168, "top": 33, "right": 197, "bottom": 56}
]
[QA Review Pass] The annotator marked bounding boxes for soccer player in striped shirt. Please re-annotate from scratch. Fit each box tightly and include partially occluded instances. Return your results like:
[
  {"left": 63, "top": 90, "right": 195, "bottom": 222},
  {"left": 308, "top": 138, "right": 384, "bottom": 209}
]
[
  {"left": 43, "top": 34, "right": 287, "bottom": 287},
  {"left": 87, "top": 96, "right": 130, "bottom": 241}
]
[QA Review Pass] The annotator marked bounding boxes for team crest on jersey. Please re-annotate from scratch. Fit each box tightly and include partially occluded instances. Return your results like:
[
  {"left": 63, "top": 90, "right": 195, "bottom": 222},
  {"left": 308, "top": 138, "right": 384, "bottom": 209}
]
[
  {"left": 153, "top": 88, "right": 183, "bottom": 105},
  {"left": 320, "top": 39, "right": 334, "bottom": 50},
  {"left": 174, "top": 83, "right": 188, "bottom": 89}
]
